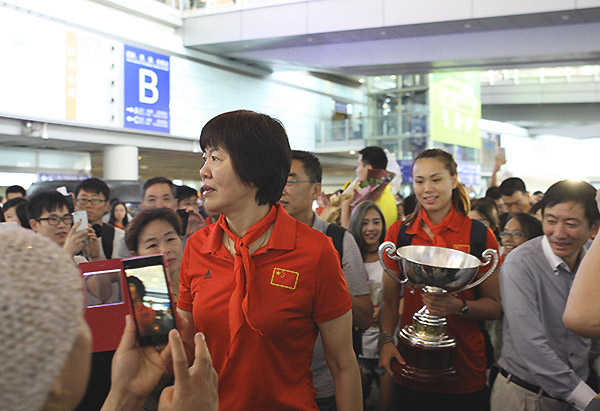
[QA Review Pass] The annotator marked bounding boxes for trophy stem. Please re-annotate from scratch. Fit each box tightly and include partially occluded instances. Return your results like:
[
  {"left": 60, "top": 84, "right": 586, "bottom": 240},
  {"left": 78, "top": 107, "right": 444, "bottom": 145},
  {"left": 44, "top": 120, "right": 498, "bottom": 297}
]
[{"left": 393, "top": 304, "right": 458, "bottom": 384}]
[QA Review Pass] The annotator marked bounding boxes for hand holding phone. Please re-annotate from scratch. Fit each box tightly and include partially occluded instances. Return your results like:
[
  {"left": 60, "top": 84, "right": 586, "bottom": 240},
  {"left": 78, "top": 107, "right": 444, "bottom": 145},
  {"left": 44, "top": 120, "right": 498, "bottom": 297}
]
[
  {"left": 122, "top": 255, "right": 178, "bottom": 347},
  {"left": 72, "top": 210, "right": 88, "bottom": 232}
]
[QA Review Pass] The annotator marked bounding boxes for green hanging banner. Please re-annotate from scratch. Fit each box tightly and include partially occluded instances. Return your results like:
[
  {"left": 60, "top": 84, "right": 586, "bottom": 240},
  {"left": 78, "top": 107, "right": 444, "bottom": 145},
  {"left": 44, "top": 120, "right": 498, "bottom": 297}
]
[{"left": 430, "top": 72, "right": 481, "bottom": 149}]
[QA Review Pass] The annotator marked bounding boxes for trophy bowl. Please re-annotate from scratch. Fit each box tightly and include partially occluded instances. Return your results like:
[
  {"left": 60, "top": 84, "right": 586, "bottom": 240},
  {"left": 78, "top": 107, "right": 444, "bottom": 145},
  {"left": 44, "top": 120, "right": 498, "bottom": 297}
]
[
  {"left": 396, "top": 245, "right": 492, "bottom": 292},
  {"left": 378, "top": 243, "right": 498, "bottom": 294}
]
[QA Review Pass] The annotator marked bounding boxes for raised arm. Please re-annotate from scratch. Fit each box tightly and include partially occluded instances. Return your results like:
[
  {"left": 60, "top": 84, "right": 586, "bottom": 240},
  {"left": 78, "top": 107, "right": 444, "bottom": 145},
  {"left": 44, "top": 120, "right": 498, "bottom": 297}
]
[{"left": 564, "top": 231, "right": 600, "bottom": 338}]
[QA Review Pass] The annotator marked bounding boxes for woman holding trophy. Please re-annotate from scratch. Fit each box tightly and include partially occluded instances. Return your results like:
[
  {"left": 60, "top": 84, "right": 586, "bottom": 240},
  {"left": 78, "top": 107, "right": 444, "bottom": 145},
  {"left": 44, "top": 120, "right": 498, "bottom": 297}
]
[{"left": 379, "top": 149, "right": 500, "bottom": 411}]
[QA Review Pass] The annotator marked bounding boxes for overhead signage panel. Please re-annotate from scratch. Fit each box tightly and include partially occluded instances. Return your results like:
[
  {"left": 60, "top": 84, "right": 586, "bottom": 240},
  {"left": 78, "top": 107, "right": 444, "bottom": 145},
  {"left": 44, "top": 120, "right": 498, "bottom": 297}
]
[
  {"left": 430, "top": 72, "right": 481, "bottom": 149},
  {"left": 123, "top": 45, "right": 170, "bottom": 134}
]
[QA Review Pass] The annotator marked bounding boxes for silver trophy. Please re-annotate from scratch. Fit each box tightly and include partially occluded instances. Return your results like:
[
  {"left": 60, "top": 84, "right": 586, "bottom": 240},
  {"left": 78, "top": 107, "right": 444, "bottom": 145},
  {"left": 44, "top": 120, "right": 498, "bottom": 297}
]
[{"left": 378, "top": 243, "right": 498, "bottom": 383}]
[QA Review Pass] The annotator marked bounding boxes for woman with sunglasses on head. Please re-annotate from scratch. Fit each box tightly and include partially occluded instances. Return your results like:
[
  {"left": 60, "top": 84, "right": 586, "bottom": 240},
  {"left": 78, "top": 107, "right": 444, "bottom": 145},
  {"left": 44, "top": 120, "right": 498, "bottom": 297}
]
[
  {"left": 379, "top": 149, "right": 500, "bottom": 411},
  {"left": 178, "top": 110, "right": 361, "bottom": 411}
]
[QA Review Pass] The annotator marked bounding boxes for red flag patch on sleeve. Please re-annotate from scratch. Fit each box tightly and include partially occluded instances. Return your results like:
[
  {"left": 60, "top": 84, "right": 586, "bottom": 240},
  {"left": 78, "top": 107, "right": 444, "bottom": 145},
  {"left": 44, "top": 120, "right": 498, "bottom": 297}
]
[{"left": 270, "top": 268, "right": 299, "bottom": 290}]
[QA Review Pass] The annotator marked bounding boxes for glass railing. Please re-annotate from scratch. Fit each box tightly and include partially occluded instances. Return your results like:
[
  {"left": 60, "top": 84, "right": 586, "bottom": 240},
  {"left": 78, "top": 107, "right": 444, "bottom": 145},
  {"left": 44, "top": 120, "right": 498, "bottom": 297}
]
[{"left": 315, "top": 119, "right": 365, "bottom": 148}]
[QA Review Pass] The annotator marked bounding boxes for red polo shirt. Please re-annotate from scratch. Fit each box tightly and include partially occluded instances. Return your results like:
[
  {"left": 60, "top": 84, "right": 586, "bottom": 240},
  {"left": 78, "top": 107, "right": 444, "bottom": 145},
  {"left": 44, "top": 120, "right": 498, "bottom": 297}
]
[
  {"left": 385, "top": 208, "right": 499, "bottom": 394},
  {"left": 178, "top": 205, "right": 352, "bottom": 410}
]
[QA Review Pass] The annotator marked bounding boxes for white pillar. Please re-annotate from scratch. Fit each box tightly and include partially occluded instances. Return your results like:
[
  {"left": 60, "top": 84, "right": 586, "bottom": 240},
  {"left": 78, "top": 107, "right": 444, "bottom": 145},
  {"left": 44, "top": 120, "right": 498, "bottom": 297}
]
[{"left": 103, "top": 145, "right": 138, "bottom": 180}]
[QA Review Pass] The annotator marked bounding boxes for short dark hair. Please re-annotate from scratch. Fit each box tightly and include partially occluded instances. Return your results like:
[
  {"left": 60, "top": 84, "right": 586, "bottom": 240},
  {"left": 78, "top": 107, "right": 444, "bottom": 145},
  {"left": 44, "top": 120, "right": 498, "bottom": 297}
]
[
  {"left": 541, "top": 180, "right": 600, "bottom": 227},
  {"left": 485, "top": 186, "right": 502, "bottom": 201},
  {"left": 358, "top": 146, "right": 388, "bottom": 170},
  {"left": 6, "top": 185, "right": 26, "bottom": 198},
  {"left": 292, "top": 150, "right": 322, "bottom": 183},
  {"left": 533, "top": 190, "right": 544, "bottom": 196},
  {"left": 75, "top": 178, "right": 110, "bottom": 200},
  {"left": 199, "top": 110, "right": 291, "bottom": 206},
  {"left": 176, "top": 185, "right": 198, "bottom": 203},
  {"left": 143, "top": 177, "right": 176, "bottom": 199},
  {"left": 125, "top": 208, "right": 183, "bottom": 253},
  {"left": 507, "top": 213, "right": 543, "bottom": 240},
  {"left": 126, "top": 276, "right": 146, "bottom": 299},
  {"left": 3, "top": 197, "right": 31, "bottom": 228},
  {"left": 348, "top": 201, "right": 386, "bottom": 255},
  {"left": 26, "top": 190, "right": 69, "bottom": 221},
  {"left": 499, "top": 177, "right": 527, "bottom": 197}
]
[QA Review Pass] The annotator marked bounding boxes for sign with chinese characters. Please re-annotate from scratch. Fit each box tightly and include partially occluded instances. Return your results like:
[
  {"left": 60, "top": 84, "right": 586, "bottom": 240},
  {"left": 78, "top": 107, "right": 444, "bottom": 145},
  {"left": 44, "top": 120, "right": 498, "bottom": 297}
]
[
  {"left": 123, "top": 45, "right": 170, "bottom": 133},
  {"left": 430, "top": 72, "right": 481, "bottom": 149}
]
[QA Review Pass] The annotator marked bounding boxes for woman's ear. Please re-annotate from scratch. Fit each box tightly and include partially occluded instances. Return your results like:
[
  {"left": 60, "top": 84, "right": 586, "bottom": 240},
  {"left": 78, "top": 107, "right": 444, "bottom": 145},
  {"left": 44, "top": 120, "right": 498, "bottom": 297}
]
[{"left": 451, "top": 175, "right": 458, "bottom": 189}]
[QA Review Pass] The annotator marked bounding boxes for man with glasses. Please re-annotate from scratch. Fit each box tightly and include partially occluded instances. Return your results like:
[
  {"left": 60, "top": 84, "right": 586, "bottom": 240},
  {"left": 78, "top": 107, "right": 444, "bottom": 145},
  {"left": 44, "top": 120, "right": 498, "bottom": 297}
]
[
  {"left": 280, "top": 150, "right": 372, "bottom": 411},
  {"left": 27, "top": 190, "right": 98, "bottom": 262},
  {"left": 75, "top": 178, "right": 130, "bottom": 260},
  {"left": 491, "top": 180, "right": 600, "bottom": 411}
]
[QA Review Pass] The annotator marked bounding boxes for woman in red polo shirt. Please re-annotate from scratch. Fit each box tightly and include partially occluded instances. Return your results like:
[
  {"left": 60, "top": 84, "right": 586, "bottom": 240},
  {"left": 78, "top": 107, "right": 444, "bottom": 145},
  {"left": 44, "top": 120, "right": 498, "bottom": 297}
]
[
  {"left": 177, "top": 110, "right": 361, "bottom": 411},
  {"left": 379, "top": 148, "right": 501, "bottom": 411}
]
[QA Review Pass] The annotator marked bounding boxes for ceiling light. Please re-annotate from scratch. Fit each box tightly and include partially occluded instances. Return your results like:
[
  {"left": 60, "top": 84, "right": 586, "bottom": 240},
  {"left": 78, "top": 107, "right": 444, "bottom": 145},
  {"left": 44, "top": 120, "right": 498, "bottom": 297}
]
[
  {"left": 349, "top": 150, "right": 356, "bottom": 155},
  {"left": 358, "top": 78, "right": 365, "bottom": 84}
]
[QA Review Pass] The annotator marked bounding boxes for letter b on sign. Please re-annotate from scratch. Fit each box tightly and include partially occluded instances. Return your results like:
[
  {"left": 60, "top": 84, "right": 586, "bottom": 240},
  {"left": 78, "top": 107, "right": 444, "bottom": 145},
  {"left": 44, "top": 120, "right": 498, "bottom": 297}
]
[{"left": 139, "top": 68, "right": 159, "bottom": 104}]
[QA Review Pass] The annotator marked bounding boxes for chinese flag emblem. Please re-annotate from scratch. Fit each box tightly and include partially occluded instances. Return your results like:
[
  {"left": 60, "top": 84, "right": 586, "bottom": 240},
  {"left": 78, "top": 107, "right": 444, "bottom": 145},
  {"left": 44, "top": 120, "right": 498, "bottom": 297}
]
[
  {"left": 270, "top": 268, "right": 299, "bottom": 290},
  {"left": 454, "top": 244, "right": 470, "bottom": 254}
]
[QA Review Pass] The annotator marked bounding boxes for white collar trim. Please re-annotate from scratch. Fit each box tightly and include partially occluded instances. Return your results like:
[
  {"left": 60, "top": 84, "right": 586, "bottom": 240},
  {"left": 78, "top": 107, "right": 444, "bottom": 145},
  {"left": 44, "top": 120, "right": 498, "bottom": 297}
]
[{"left": 541, "top": 235, "right": 584, "bottom": 274}]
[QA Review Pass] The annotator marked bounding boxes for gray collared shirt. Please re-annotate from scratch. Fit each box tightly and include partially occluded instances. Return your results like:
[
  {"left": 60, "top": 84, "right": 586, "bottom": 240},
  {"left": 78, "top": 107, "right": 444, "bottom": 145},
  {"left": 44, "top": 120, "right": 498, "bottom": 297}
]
[
  {"left": 310, "top": 213, "right": 370, "bottom": 398},
  {"left": 498, "top": 236, "right": 599, "bottom": 408}
]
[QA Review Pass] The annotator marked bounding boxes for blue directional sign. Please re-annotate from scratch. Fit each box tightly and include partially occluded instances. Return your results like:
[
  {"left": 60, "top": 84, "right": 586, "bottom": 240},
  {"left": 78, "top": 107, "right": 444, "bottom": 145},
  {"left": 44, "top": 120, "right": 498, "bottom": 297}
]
[{"left": 123, "top": 45, "right": 170, "bottom": 133}]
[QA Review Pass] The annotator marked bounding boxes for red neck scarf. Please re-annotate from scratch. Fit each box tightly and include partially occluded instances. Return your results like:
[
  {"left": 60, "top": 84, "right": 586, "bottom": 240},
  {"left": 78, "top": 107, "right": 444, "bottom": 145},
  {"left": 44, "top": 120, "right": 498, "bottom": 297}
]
[
  {"left": 218, "top": 205, "right": 278, "bottom": 350},
  {"left": 415, "top": 205, "right": 455, "bottom": 248}
]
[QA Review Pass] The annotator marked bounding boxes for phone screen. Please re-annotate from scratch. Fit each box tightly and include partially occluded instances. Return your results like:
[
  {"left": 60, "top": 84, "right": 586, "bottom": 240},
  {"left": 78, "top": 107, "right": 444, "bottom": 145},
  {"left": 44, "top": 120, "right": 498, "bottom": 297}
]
[{"left": 122, "top": 255, "right": 177, "bottom": 346}]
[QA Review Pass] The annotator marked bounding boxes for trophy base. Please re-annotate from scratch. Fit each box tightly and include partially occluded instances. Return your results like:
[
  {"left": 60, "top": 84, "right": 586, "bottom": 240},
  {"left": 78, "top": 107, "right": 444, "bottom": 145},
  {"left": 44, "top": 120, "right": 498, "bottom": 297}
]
[{"left": 391, "top": 327, "right": 458, "bottom": 385}]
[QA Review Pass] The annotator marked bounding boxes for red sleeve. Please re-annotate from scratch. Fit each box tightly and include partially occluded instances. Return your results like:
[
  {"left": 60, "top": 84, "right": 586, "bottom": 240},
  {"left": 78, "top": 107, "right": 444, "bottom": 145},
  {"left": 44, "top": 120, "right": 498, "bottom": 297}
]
[
  {"left": 177, "top": 237, "right": 193, "bottom": 312},
  {"left": 313, "top": 237, "right": 353, "bottom": 323}
]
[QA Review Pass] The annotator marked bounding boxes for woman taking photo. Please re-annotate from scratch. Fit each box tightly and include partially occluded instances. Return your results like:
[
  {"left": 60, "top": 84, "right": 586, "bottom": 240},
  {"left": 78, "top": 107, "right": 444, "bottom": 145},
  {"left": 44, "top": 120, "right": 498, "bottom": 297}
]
[
  {"left": 379, "top": 149, "right": 500, "bottom": 411},
  {"left": 108, "top": 202, "right": 129, "bottom": 230},
  {"left": 178, "top": 110, "right": 361, "bottom": 411},
  {"left": 348, "top": 201, "right": 389, "bottom": 408}
]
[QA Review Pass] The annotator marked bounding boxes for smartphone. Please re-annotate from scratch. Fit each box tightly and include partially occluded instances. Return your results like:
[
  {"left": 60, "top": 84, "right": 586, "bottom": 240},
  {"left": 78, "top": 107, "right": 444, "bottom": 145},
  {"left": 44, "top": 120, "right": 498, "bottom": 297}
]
[
  {"left": 498, "top": 147, "right": 506, "bottom": 162},
  {"left": 72, "top": 210, "right": 88, "bottom": 232},
  {"left": 121, "top": 255, "right": 178, "bottom": 347}
]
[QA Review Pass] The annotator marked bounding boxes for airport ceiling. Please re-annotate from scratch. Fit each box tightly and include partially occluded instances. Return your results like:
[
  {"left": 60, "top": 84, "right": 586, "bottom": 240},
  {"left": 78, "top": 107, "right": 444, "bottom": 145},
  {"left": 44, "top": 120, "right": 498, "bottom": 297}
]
[{"left": 187, "top": 8, "right": 600, "bottom": 76}]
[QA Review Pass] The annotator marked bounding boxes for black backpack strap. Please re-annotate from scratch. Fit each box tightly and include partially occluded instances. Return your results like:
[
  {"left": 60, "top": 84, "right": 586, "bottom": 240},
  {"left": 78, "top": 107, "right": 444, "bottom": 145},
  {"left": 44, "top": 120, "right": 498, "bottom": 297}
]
[
  {"left": 396, "top": 223, "right": 415, "bottom": 247},
  {"left": 469, "top": 219, "right": 488, "bottom": 260},
  {"left": 101, "top": 223, "right": 115, "bottom": 259},
  {"left": 325, "top": 223, "right": 345, "bottom": 266},
  {"left": 325, "top": 222, "right": 362, "bottom": 356}
]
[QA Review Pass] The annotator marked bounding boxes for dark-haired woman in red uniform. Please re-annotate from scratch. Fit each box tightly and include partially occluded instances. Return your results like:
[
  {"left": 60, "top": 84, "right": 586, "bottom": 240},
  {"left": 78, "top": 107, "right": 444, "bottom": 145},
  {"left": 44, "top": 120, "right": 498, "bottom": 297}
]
[{"left": 379, "top": 148, "right": 500, "bottom": 411}]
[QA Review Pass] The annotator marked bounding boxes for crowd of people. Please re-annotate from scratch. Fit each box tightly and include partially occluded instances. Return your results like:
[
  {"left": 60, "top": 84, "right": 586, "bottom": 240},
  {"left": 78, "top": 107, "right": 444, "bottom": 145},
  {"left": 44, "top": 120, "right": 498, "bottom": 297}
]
[{"left": 1, "top": 109, "right": 600, "bottom": 411}]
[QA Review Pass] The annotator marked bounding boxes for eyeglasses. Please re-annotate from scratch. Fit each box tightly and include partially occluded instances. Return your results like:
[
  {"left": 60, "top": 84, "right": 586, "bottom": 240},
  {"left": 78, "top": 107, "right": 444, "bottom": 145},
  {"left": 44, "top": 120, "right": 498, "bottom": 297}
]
[
  {"left": 286, "top": 179, "right": 316, "bottom": 185},
  {"left": 38, "top": 215, "right": 74, "bottom": 226},
  {"left": 76, "top": 198, "right": 106, "bottom": 206},
  {"left": 500, "top": 231, "right": 525, "bottom": 239}
]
